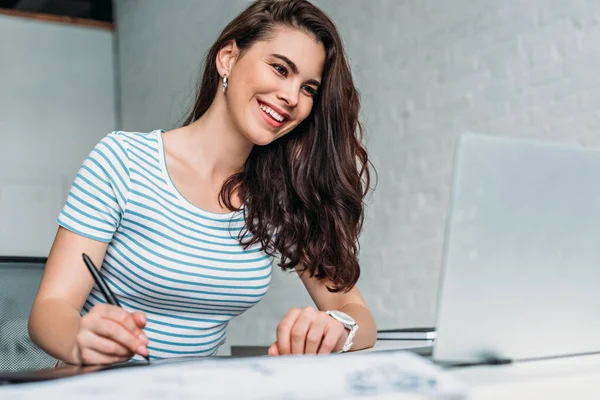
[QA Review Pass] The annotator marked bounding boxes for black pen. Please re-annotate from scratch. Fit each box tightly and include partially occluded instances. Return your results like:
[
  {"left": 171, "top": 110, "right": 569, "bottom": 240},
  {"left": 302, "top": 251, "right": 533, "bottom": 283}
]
[{"left": 82, "top": 253, "right": 150, "bottom": 362}]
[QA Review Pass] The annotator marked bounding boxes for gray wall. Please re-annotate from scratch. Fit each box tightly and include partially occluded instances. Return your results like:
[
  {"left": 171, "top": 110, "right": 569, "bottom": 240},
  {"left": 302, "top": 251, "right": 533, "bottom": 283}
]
[
  {"left": 114, "top": 0, "right": 600, "bottom": 353},
  {"left": 0, "top": 15, "right": 117, "bottom": 257},
  {"left": 115, "top": 0, "right": 250, "bottom": 130}
]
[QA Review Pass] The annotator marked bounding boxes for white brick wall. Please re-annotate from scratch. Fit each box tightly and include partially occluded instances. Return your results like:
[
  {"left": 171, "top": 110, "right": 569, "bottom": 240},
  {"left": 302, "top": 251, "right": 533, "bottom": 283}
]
[
  {"left": 115, "top": 0, "right": 600, "bottom": 353},
  {"left": 312, "top": 0, "right": 600, "bottom": 331}
]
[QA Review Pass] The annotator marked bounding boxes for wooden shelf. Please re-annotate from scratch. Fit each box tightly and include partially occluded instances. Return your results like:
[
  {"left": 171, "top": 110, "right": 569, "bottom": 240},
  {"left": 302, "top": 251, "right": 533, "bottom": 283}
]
[{"left": 0, "top": 8, "right": 114, "bottom": 31}]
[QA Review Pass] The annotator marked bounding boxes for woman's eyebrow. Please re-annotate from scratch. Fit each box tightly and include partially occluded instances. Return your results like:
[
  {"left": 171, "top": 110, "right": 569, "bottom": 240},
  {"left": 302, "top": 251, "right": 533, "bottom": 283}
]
[{"left": 270, "top": 53, "right": 321, "bottom": 87}]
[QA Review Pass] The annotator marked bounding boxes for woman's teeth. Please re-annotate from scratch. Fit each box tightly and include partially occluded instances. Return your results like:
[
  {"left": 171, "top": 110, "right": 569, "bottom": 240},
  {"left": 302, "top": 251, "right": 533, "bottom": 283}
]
[{"left": 259, "top": 103, "right": 285, "bottom": 122}]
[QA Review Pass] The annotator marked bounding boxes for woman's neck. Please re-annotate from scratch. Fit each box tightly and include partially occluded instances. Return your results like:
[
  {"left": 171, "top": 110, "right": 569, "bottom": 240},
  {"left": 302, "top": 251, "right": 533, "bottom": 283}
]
[{"left": 178, "top": 99, "right": 254, "bottom": 183}]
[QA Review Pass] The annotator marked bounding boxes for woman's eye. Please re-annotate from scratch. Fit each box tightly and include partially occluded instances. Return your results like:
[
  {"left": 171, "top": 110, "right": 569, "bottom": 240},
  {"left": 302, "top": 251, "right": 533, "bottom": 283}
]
[
  {"left": 273, "top": 63, "right": 288, "bottom": 76},
  {"left": 271, "top": 63, "right": 317, "bottom": 97},
  {"left": 303, "top": 86, "right": 318, "bottom": 97}
]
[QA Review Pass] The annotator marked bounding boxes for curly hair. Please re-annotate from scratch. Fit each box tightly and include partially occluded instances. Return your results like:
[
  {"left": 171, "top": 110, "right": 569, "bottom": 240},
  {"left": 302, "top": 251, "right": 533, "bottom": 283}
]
[{"left": 182, "top": 0, "right": 374, "bottom": 292}]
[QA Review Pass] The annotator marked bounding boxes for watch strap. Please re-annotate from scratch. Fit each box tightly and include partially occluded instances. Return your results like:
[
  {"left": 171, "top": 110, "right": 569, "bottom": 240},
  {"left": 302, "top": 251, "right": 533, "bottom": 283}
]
[{"left": 326, "top": 310, "right": 359, "bottom": 353}]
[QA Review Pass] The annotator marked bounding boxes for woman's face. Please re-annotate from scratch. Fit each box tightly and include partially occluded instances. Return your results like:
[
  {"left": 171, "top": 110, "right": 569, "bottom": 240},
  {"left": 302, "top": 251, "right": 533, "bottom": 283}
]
[{"left": 224, "top": 26, "right": 326, "bottom": 146}]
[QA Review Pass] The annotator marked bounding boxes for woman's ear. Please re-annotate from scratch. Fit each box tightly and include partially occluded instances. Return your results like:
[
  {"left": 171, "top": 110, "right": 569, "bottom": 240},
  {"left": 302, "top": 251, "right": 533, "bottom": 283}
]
[{"left": 216, "top": 40, "right": 240, "bottom": 77}]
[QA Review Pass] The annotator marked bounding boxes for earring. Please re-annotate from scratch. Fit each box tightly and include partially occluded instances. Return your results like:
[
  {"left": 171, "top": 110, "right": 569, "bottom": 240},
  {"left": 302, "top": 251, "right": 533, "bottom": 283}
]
[{"left": 222, "top": 74, "right": 228, "bottom": 93}]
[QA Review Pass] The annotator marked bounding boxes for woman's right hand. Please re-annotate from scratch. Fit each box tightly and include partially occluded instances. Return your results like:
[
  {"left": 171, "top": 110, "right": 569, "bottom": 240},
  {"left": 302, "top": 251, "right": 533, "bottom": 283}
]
[{"left": 71, "top": 304, "right": 149, "bottom": 365}]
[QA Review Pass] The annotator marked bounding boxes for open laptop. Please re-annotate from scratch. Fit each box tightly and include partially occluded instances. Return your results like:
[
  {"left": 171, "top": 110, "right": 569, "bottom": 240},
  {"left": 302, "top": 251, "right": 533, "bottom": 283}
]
[{"left": 425, "top": 133, "right": 600, "bottom": 365}]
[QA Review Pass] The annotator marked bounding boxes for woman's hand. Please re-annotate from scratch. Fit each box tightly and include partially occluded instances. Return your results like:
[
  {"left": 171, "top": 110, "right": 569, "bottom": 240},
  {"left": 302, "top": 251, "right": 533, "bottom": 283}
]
[
  {"left": 268, "top": 306, "right": 348, "bottom": 356},
  {"left": 70, "top": 304, "right": 149, "bottom": 365}
]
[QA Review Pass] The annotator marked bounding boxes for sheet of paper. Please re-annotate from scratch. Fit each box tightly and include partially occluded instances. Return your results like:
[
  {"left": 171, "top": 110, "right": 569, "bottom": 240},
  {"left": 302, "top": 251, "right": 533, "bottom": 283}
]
[{"left": 0, "top": 350, "right": 468, "bottom": 399}]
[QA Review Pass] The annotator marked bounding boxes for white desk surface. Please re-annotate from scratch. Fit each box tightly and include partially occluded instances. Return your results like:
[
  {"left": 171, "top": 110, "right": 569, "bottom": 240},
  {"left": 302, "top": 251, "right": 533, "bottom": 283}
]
[
  {"left": 2, "top": 340, "right": 599, "bottom": 399},
  {"left": 368, "top": 340, "right": 600, "bottom": 399},
  {"left": 450, "top": 353, "right": 600, "bottom": 399}
]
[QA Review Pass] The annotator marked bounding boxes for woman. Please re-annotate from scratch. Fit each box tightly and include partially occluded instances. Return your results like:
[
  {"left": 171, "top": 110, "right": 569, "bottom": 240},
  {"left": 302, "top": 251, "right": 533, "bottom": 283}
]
[{"left": 29, "top": 0, "right": 376, "bottom": 364}]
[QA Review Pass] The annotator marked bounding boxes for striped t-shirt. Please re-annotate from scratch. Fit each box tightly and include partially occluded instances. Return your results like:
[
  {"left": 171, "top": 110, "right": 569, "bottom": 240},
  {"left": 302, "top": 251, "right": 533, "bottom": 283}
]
[{"left": 58, "top": 130, "right": 273, "bottom": 359}]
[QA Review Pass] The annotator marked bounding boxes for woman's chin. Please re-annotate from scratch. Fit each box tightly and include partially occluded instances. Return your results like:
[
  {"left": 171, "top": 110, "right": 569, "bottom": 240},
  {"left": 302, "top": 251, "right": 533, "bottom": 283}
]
[
  {"left": 244, "top": 126, "right": 281, "bottom": 146},
  {"left": 250, "top": 135, "right": 277, "bottom": 146}
]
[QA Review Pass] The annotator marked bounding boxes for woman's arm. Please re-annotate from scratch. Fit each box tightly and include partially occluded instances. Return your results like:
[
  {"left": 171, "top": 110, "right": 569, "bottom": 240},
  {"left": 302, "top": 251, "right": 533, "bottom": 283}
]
[
  {"left": 29, "top": 227, "right": 105, "bottom": 361},
  {"left": 268, "top": 266, "right": 376, "bottom": 355},
  {"left": 29, "top": 227, "right": 147, "bottom": 364}
]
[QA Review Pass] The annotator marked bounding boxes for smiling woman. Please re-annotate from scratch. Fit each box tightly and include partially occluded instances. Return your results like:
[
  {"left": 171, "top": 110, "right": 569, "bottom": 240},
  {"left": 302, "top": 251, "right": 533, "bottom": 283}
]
[{"left": 28, "top": 0, "right": 377, "bottom": 365}]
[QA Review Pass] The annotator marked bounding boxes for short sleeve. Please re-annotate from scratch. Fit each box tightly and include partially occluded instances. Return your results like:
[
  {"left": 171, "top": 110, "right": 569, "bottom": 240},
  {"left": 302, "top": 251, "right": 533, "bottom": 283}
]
[{"left": 57, "top": 132, "right": 130, "bottom": 242}]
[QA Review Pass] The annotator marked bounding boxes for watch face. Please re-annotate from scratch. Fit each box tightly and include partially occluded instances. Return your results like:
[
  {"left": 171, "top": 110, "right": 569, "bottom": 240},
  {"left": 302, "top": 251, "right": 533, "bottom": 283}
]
[{"left": 330, "top": 310, "right": 355, "bottom": 325}]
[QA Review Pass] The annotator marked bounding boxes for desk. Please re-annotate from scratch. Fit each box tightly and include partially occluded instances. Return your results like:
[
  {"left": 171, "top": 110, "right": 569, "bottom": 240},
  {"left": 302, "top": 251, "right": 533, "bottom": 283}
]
[
  {"left": 2, "top": 341, "right": 599, "bottom": 399},
  {"left": 371, "top": 340, "right": 600, "bottom": 399},
  {"left": 449, "top": 353, "right": 600, "bottom": 399},
  {"left": 0, "top": 347, "right": 465, "bottom": 399}
]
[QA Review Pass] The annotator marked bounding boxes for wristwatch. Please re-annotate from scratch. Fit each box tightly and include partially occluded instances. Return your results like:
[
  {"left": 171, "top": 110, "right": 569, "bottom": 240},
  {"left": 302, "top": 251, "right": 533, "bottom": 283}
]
[{"left": 326, "top": 310, "right": 359, "bottom": 353}]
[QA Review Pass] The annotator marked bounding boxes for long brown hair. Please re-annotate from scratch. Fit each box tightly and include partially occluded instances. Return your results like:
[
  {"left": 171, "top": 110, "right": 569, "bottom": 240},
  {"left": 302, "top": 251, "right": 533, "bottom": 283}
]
[{"left": 183, "top": 0, "right": 374, "bottom": 292}]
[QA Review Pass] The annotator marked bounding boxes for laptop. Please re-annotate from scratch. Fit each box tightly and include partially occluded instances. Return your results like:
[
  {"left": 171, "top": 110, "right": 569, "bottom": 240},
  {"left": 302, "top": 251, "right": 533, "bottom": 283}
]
[{"left": 426, "top": 133, "right": 600, "bottom": 365}]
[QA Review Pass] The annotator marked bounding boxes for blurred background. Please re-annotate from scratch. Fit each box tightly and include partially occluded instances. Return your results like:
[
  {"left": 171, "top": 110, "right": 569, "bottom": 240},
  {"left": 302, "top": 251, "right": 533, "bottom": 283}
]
[
  {"left": 2, "top": 0, "right": 600, "bottom": 367},
  {"left": 0, "top": 0, "right": 113, "bottom": 21}
]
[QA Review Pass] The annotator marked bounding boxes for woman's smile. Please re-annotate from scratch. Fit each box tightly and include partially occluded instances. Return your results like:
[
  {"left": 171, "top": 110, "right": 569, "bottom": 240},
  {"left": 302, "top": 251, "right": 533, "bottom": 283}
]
[{"left": 256, "top": 99, "right": 289, "bottom": 128}]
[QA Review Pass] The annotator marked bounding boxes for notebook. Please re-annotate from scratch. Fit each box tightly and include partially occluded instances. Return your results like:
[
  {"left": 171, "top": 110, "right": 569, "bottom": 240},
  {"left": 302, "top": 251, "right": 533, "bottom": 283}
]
[{"left": 377, "top": 327, "right": 436, "bottom": 340}]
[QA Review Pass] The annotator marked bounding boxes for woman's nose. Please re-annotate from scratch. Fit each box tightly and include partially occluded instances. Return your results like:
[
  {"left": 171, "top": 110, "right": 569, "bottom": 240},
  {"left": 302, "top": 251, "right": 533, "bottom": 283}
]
[{"left": 277, "top": 87, "right": 299, "bottom": 108}]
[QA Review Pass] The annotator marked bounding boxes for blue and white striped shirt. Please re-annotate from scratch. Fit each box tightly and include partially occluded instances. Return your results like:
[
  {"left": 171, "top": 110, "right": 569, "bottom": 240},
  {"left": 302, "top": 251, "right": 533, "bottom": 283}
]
[{"left": 58, "top": 130, "right": 273, "bottom": 359}]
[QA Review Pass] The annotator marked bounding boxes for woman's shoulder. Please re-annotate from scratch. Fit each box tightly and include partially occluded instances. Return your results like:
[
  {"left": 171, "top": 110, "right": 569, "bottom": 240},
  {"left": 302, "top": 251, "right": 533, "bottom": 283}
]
[
  {"left": 107, "top": 129, "right": 162, "bottom": 145},
  {"left": 100, "top": 129, "right": 163, "bottom": 156},
  {"left": 87, "top": 130, "right": 163, "bottom": 171}
]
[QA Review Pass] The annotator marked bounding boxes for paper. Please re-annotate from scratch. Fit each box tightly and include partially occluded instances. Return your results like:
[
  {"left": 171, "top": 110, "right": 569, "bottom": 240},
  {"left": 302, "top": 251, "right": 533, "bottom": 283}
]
[{"left": 0, "top": 350, "right": 468, "bottom": 399}]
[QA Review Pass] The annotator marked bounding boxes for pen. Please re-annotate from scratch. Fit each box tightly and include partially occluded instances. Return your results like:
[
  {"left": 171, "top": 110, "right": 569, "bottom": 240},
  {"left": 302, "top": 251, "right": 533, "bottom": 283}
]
[{"left": 82, "top": 253, "right": 150, "bottom": 362}]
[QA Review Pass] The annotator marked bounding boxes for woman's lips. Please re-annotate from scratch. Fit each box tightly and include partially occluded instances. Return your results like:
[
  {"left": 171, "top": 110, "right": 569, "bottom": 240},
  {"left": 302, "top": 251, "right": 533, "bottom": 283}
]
[{"left": 257, "top": 100, "right": 287, "bottom": 128}]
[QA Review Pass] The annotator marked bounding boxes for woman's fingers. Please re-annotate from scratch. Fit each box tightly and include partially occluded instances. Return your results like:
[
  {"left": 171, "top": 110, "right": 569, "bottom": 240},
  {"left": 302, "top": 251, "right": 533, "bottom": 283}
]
[
  {"left": 85, "top": 310, "right": 146, "bottom": 355},
  {"left": 96, "top": 304, "right": 144, "bottom": 337},
  {"left": 278, "top": 307, "right": 322, "bottom": 355},
  {"left": 132, "top": 311, "right": 148, "bottom": 329},
  {"left": 73, "top": 304, "right": 150, "bottom": 365},
  {"left": 92, "top": 317, "right": 140, "bottom": 352},
  {"left": 131, "top": 311, "right": 149, "bottom": 345},
  {"left": 79, "top": 346, "right": 130, "bottom": 365},
  {"left": 275, "top": 308, "right": 302, "bottom": 355},
  {"left": 273, "top": 307, "right": 349, "bottom": 356},
  {"left": 304, "top": 319, "right": 326, "bottom": 355},
  {"left": 79, "top": 330, "right": 132, "bottom": 357},
  {"left": 318, "top": 323, "right": 345, "bottom": 354},
  {"left": 268, "top": 342, "right": 279, "bottom": 356},
  {"left": 290, "top": 317, "right": 311, "bottom": 355}
]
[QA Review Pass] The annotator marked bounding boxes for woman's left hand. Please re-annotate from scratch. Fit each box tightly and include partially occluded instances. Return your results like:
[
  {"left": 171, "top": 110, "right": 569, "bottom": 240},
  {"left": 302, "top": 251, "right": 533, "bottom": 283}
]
[{"left": 268, "top": 306, "right": 348, "bottom": 356}]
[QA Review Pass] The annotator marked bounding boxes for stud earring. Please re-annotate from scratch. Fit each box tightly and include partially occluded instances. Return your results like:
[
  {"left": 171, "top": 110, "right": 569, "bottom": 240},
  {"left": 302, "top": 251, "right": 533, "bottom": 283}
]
[{"left": 222, "top": 74, "right": 228, "bottom": 93}]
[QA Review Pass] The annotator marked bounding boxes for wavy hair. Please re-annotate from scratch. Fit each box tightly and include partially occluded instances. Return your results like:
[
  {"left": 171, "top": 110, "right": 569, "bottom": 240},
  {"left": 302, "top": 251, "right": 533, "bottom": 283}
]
[{"left": 182, "top": 0, "right": 374, "bottom": 292}]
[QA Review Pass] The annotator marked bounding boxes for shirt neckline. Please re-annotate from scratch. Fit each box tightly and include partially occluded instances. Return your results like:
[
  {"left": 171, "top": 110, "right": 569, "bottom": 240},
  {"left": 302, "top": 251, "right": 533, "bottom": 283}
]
[{"left": 155, "top": 129, "right": 242, "bottom": 220}]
